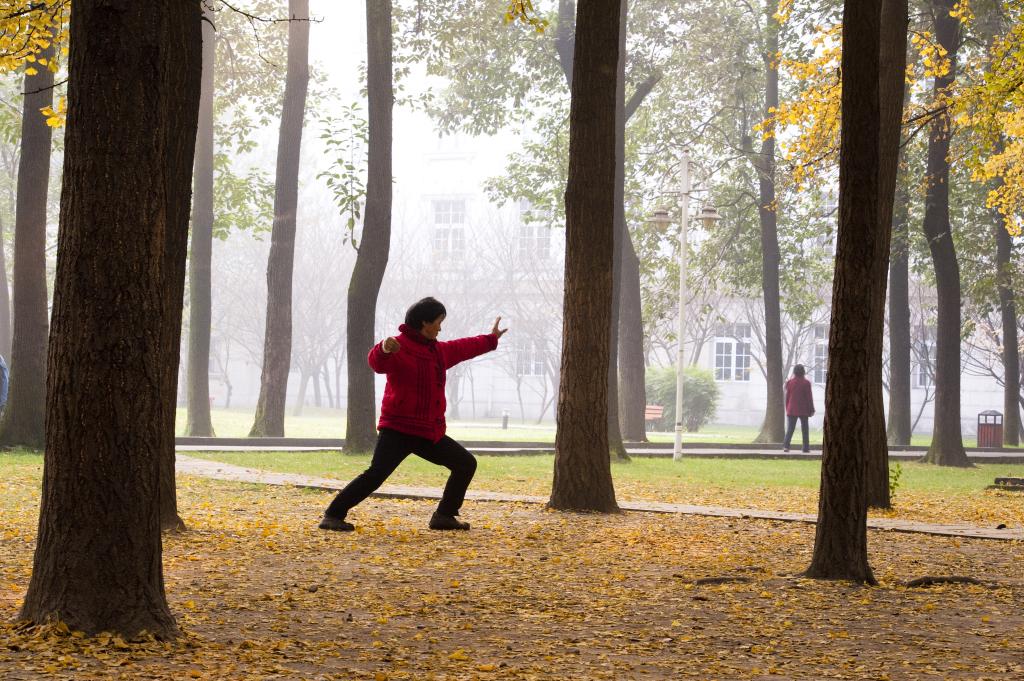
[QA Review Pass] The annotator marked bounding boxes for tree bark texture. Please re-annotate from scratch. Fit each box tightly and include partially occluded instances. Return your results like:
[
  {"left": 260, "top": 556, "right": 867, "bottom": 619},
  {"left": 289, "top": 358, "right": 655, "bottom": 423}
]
[
  {"left": 618, "top": 232, "right": 646, "bottom": 441},
  {"left": 865, "top": 0, "right": 908, "bottom": 509},
  {"left": 554, "top": 0, "right": 576, "bottom": 88},
  {"left": 345, "top": 0, "right": 393, "bottom": 454},
  {"left": 158, "top": 2, "right": 208, "bottom": 532},
  {"left": 0, "top": 40, "right": 54, "bottom": 448},
  {"left": 753, "top": 6, "right": 785, "bottom": 444},
  {"left": 185, "top": 13, "right": 216, "bottom": 438},
  {"left": 807, "top": 0, "right": 904, "bottom": 583},
  {"left": 0, "top": 213, "right": 11, "bottom": 360},
  {"left": 606, "top": 0, "right": 628, "bottom": 462},
  {"left": 922, "top": 0, "right": 969, "bottom": 466},
  {"left": 21, "top": 0, "right": 202, "bottom": 637},
  {"left": 249, "top": 0, "right": 310, "bottom": 437},
  {"left": 995, "top": 215, "right": 1020, "bottom": 446},
  {"left": 616, "top": 66, "right": 660, "bottom": 443},
  {"left": 549, "top": 0, "right": 621, "bottom": 513},
  {"left": 886, "top": 164, "right": 912, "bottom": 445}
]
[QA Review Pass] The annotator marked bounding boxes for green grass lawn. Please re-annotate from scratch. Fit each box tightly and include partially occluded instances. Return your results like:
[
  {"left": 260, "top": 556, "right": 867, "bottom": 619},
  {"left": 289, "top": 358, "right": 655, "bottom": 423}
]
[
  {"left": 11, "top": 447, "right": 1020, "bottom": 495},
  {"left": 175, "top": 407, "right": 561, "bottom": 441},
  {"left": 175, "top": 407, "right": 1010, "bottom": 448},
  {"left": 189, "top": 449, "right": 1024, "bottom": 495},
  {"left": 182, "top": 450, "right": 1024, "bottom": 526},
  {"left": 174, "top": 407, "right": 818, "bottom": 443}
]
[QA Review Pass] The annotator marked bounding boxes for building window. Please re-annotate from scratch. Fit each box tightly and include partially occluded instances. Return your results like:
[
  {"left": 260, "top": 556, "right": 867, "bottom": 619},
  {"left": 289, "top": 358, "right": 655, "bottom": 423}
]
[
  {"left": 714, "top": 323, "right": 751, "bottom": 382},
  {"left": 518, "top": 223, "right": 551, "bottom": 260},
  {"left": 714, "top": 341, "right": 733, "bottom": 381},
  {"left": 515, "top": 338, "right": 545, "bottom": 377},
  {"left": 812, "top": 324, "right": 828, "bottom": 384},
  {"left": 518, "top": 199, "right": 552, "bottom": 260},
  {"left": 432, "top": 199, "right": 466, "bottom": 257},
  {"left": 913, "top": 326, "right": 936, "bottom": 388}
]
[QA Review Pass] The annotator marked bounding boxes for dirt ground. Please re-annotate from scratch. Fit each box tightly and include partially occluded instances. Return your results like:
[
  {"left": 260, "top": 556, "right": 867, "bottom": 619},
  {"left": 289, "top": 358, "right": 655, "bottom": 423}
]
[{"left": 2, "top": 474, "right": 1023, "bottom": 680}]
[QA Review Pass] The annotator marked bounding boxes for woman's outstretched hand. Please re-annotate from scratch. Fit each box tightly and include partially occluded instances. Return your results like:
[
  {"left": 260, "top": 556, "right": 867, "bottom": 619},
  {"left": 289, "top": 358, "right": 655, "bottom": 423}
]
[
  {"left": 382, "top": 337, "right": 400, "bottom": 353},
  {"left": 491, "top": 316, "right": 509, "bottom": 338}
]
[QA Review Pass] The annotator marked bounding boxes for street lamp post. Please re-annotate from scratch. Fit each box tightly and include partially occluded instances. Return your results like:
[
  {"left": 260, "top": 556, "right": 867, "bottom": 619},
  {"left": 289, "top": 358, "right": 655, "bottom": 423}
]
[
  {"left": 674, "top": 150, "right": 691, "bottom": 461},
  {"left": 650, "top": 149, "right": 721, "bottom": 460}
]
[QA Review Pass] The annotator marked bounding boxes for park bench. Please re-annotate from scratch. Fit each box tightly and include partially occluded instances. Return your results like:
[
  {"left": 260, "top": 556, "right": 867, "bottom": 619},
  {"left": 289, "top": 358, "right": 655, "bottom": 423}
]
[
  {"left": 990, "top": 477, "right": 1024, "bottom": 492},
  {"left": 644, "top": 405, "right": 664, "bottom": 431}
]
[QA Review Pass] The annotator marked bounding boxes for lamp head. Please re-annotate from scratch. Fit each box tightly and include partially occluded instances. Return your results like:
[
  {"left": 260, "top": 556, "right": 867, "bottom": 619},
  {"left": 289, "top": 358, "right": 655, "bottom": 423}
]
[
  {"left": 648, "top": 208, "right": 673, "bottom": 228},
  {"left": 698, "top": 203, "right": 722, "bottom": 229}
]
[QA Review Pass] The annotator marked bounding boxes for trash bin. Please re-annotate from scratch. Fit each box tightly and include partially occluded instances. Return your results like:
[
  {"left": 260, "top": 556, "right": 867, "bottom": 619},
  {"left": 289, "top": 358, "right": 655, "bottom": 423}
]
[{"left": 977, "top": 410, "right": 1003, "bottom": 448}]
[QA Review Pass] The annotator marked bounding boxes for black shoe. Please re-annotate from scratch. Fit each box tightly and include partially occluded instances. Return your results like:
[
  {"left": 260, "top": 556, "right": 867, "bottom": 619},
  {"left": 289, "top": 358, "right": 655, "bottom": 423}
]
[
  {"left": 318, "top": 515, "right": 355, "bottom": 532},
  {"left": 429, "top": 512, "right": 470, "bottom": 531},
  {"left": 782, "top": 447, "right": 789, "bottom": 452},
  {"left": 802, "top": 449, "right": 811, "bottom": 453}
]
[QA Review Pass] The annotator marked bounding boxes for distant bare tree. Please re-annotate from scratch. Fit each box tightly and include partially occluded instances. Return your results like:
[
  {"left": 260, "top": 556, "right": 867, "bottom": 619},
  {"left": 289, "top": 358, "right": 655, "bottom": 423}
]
[
  {"left": 0, "top": 32, "right": 55, "bottom": 448},
  {"left": 250, "top": 0, "right": 311, "bottom": 437},
  {"left": 292, "top": 214, "right": 347, "bottom": 416}
]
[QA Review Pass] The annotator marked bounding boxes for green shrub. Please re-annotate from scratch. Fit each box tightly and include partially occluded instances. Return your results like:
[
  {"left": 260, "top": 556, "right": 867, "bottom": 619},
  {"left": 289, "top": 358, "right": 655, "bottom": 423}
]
[
  {"left": 644, "top": 366, "right": 720, "bottom": 432},
  {"left": 888, "top": 462, "right": 903, "bottom": 500}
]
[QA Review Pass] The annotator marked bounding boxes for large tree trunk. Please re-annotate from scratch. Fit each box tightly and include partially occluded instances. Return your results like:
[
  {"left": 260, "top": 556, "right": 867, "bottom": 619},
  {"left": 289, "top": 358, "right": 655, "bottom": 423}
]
[
  {"left": 0, "top": 40, "right": 54, "bottom": 448},
  {"left": 549, "top": 0, "right": 621, "bottom": 513},
  {"left": 753, "top": 4, "right": 785, "bottom": 444},
  {"left": 619, "top": 232, "right": 646, "bottom": 441},
  {"left": 249, "top": 0, "right": 310, "bottom": 437},
  {"left": 345, "top": 0, "right": 393, "bottom": 454},
  {"left": 447, "top": 370, "right": 461, "bottom": 419},
  {"left": 806, "top": 0, "right": 905, "bottom": 582},
  {"left": 865, "top": 0, "right": 909, "bottom": 509},
  {"left": 159, "top": 5, "right": 209, "bottom": 533},
  {"left": 293, "top": 371, "right": 310, "bottom": 416},
  {"left": 995, "top": 214, "right": 1020, "bottom": 446},
  {"left": 185, "top": 13, "right": 216, "bottom": 438},
  {"left": 322, "top": 365, "right": 334, "bottom": 408},
  {"left": 613, "top": 5, "right": 660, "bottom": 445},
  {"left": 606, "top": 0, "right": 628, "bottom": 462},
  {"left": 616, "top": 68, "right": 660, "bottom": 443},
  {"left": 20, "top": 0, "right": 202, "bottom": 637},
  {"left": 886, "top": 162, "right": 912, "bottom": 445},
  {"left": 921, "top": 0, "right": 969, "bottom": 466},
  {"left": 0, "top": 214, "right": 11, "bottom": 360},
  {"left": 554, "top": 0, "right": 576, "bottom": 87}
]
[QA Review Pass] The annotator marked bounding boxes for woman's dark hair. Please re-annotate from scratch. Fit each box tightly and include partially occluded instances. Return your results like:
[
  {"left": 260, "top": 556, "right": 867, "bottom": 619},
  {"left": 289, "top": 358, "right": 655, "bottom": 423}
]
[
  {"left": 793, "top": 364, "right": 806, "bottom": 377},
  {"left": 404, "top": 297, "right": 446, "bottom": 329}
]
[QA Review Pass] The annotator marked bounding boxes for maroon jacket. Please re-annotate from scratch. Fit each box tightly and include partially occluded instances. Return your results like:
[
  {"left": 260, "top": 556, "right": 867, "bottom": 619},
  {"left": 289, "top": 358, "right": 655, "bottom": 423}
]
[
  {"left": 368, "top": 324, "right": 499, "bottom": 442},
  {"left": 784, "top": 375, "right": 815, "bottom": 417}
]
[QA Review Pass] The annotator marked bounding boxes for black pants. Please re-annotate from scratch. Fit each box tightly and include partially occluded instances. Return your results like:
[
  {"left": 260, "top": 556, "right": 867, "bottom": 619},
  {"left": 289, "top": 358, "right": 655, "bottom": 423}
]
[
  {"left": 325, "top": 428, "right": 477, "bottom": 519},
  {"left": 784, "top": 415, "right": 810, "bottom": 451}
]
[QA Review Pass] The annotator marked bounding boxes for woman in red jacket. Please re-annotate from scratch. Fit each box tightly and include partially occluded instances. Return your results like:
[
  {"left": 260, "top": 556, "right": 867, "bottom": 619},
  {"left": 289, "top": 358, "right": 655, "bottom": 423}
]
[
  {"left": 783, "top": 364, "right": 815, "bottom": 453},
  {"left": 320, "top": 297, "right": 507, "bottom": 532}
]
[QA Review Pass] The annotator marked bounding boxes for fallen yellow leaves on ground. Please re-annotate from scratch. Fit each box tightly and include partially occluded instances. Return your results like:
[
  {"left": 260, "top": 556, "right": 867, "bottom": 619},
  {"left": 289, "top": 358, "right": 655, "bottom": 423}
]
[
  {"left": 474, "top": 475, "right": 1024, "bottom": 528},
  {"left": 0, "top": 472, "right": 1022, "bottom": 679}
]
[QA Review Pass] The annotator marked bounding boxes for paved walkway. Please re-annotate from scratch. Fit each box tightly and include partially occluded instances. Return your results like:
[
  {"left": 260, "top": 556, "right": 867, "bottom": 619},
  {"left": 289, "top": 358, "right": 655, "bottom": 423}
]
[{"left": 176, "top": 455, "right": 1024, "bottom": 542}]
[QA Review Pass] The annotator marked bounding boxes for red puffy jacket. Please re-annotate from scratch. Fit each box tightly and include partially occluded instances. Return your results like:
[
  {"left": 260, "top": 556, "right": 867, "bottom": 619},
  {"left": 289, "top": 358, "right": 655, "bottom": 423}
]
[
  {"left": 784, "top": 375, "right": 815, "bottom": 417},
  {"left": 368, "top": 324, "right": 499, "bottom": 442}
]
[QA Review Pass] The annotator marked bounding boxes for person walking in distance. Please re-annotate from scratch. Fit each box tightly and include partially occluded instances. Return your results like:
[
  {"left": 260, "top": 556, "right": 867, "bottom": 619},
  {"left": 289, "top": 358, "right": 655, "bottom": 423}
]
[
  {"left": 320, "top": 297, "right": 508, "bottom": 531},
  {"left": 783, "top": 364, "right": 815, "bottom": 453}
]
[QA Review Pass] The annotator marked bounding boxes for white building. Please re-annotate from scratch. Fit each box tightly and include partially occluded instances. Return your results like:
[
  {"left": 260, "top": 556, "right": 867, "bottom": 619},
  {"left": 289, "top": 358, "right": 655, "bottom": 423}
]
[{"left": 200, "top": 126, "right": 1012, "bottom": 439}]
